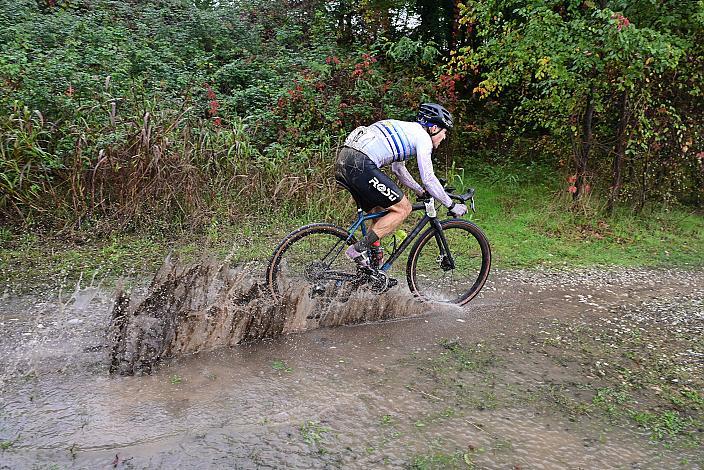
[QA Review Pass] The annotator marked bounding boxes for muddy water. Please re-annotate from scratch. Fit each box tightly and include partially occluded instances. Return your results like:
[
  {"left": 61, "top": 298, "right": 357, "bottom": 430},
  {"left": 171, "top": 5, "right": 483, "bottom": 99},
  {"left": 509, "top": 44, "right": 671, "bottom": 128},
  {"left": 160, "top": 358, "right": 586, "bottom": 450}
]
[
  {"left": 107, "top": 257, "right": 448, "bottom": 375},
  {"left": 1, "top": 267, "right": 703, "bottom": 468}
]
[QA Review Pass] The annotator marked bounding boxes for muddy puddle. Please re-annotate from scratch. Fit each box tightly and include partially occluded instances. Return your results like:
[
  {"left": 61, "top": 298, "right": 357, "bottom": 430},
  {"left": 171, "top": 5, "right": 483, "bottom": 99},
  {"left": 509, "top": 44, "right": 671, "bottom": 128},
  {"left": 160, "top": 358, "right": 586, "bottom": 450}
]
[{"left": 1, "top": 264, "right": 703, "bottom": 468}]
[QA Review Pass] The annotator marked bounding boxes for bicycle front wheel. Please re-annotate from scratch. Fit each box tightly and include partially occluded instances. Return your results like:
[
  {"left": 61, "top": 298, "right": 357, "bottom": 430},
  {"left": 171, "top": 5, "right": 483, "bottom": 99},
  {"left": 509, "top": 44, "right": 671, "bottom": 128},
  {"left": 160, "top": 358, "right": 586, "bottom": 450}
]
[
  {"left": 266, "top": 223, "right": 357, "bottom": 301},
  {"left": 406, "top": 219, "right": 491, "bottom": 305}
]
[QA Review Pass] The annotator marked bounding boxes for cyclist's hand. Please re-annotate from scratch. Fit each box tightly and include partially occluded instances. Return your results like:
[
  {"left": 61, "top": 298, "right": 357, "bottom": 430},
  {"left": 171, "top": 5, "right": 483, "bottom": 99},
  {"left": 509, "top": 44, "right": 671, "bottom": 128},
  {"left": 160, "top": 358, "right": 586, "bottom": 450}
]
[
  {"left": 449, "top": 203, "right": 468, "bottom": 217},
  {"left": 416, "top": 190, "right": 431, "bottom": 200}
]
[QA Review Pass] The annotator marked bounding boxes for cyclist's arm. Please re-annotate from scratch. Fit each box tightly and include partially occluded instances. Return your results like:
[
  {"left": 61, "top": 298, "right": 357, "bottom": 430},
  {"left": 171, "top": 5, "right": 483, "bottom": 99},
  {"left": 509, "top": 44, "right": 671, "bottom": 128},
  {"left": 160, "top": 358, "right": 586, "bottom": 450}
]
[
  {"left": 391, "top": 161, "right": 424, "bottom": 196},
  {"left": 417, "top": 146, "right": 452, "bottom": 207}
]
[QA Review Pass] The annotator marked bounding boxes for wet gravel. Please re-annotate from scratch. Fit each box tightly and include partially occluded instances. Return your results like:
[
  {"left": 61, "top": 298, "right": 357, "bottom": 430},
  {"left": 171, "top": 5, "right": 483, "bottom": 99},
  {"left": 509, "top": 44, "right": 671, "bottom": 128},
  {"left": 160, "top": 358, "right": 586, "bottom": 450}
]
[
  {"left": 493, "top": 265, "right": 702, "bottom": 291},
  {"left": 1, "top": 265, "right": 702, "bottom": 469}
]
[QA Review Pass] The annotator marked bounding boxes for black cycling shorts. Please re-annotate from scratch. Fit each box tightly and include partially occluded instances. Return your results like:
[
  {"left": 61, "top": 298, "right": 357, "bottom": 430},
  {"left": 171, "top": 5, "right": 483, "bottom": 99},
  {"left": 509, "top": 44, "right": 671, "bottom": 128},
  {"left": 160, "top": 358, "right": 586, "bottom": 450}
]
[{"left": 335, "top": 147, "right": 404, "bottom": 212}]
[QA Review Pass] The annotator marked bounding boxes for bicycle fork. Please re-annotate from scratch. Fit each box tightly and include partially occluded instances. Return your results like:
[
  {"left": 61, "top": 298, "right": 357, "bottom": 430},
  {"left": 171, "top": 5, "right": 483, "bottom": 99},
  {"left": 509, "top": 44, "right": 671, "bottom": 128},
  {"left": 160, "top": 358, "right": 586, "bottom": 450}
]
[{"left": 430, "top": 218, "right": 456, "bottom": 271}]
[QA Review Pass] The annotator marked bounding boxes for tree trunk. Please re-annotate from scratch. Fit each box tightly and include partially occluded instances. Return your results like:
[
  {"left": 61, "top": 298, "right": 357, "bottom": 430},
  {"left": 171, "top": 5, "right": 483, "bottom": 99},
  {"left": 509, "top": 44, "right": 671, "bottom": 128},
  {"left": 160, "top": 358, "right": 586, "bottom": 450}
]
[
  {"left": 337, "top": 1, "right": 354, "bottom": 45},
  {"left": 637, "top": 152, "right": 648, "bottom": 213},
  {"left": 574, "top": 94, "right": 594, "bottom": 201},
  {"left": 608, "top": 91, "right": 629, "bottom": 214},
  {"left": 417, "top": 0, "right": 438, "bottom": 43}
]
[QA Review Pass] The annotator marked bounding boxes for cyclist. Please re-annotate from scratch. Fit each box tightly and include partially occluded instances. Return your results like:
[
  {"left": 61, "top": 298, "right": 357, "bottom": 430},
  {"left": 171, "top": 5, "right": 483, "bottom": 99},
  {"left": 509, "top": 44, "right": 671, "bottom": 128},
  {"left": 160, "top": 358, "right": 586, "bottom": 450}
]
[{"left": 336, "top": 103, "right": 468, "bottom": 268}]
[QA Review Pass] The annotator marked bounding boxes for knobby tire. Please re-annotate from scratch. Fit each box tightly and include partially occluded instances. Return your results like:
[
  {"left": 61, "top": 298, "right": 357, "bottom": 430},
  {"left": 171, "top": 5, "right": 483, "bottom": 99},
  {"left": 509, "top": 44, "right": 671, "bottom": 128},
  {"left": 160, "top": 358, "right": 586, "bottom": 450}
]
[
  {"left": 266, "top": 223, "right": 356, "bottom": 300},
  {"left": 406, "top": 219, "right": 491, "bottom": 305}
]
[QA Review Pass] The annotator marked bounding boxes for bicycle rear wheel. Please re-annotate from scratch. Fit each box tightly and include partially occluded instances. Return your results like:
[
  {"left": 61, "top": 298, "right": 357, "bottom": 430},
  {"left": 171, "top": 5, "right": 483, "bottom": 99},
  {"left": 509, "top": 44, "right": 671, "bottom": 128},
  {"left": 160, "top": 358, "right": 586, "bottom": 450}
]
[
  {"left": 266, "top": 223, "right": 357, "bottom": 300},
  {"left": 406, "top": 219, "right": 491, "bottom": 305}
]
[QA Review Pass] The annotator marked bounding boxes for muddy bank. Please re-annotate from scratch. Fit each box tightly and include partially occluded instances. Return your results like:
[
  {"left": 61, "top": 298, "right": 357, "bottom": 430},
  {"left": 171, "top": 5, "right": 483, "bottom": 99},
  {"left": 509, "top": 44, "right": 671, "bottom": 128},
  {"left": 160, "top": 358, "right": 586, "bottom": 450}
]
[{"left": 108, "top": 256, "right": 450, "bottom": 375}]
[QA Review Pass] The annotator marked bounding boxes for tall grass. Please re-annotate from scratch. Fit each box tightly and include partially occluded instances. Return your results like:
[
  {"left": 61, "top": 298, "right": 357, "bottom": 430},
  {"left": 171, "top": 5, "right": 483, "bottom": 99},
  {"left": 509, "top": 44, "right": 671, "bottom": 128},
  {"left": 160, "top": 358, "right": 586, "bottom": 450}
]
[{"left": 0, "top": 94, "right": 342, "bottom": 232}]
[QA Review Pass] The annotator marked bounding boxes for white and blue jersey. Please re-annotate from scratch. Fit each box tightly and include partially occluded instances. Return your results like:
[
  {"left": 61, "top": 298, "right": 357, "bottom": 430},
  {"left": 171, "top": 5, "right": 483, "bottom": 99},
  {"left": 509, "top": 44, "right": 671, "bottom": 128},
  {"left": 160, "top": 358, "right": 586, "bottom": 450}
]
[
  {"left": 344, "top": 119, "right": 428, "bottom": 165},
  {"left": 342, "top": 119, "right": 452, "bottom": 207}
]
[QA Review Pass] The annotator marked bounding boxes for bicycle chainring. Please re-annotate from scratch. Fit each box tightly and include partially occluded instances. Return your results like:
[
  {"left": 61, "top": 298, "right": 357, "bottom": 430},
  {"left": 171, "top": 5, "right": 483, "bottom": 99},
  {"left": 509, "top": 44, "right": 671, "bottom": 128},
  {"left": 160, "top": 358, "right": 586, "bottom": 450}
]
[{"left": 369, "top": 270, "right": 390, "bottom": 294}]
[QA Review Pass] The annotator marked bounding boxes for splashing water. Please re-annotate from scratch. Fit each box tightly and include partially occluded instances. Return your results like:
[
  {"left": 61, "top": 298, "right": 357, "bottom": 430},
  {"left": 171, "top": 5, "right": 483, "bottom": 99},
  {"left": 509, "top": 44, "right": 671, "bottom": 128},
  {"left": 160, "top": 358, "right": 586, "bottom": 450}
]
[{"left": 108, "top": 255, "right": 455, "bottom": 375}]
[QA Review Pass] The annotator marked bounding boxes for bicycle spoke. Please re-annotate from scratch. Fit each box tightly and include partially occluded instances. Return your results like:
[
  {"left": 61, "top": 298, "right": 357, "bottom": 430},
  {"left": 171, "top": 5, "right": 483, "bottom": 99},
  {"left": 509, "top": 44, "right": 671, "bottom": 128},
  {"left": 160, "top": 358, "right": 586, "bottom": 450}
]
[
  {"left": 321, "top": 239, "right": 347, "bottom": 268},
  {"left": 409, "top": 221, "right": 490, "bottom": 304},
  {"left": 268, "top": 225, "right": 358, "bottom": 298}
]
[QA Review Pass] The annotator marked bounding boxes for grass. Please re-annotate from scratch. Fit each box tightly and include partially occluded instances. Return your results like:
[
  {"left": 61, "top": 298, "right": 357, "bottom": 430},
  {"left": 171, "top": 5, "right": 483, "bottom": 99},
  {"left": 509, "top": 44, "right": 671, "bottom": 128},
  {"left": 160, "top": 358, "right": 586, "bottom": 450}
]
[
  {"left": 0, "top": 213, "right": 317, "bottom": 292},
  {"left": 300, "top": 420, "right": 331, "bottom": 449},
  {"left": 630, "top": 410, "right": 692, "bottom": 441},
  {"left": 271, "top": 360, "right": 292, "bottom": 372},
  {"left": 452, "top": 168, "right": 704, "bottom": 269},
  {"left": 410, "top": 449, "right": 477, "bottom": 469},
  {"left": 1, "top": 164, "right": 702, "bottom": 291}
]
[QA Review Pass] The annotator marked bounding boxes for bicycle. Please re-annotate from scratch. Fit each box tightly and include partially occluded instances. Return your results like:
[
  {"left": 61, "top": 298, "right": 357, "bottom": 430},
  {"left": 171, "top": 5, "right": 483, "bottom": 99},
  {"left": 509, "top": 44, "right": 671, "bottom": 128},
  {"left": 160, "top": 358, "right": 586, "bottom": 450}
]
[{"left": 266, "top": 178, "right": 491, "bottom": 305}]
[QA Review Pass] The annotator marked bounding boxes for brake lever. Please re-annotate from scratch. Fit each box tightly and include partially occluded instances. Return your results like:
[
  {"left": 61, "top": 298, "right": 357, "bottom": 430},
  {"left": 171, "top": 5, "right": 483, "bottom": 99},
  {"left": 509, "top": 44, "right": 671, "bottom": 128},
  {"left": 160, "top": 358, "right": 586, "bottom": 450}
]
[{"left": 455, "top": 188, "right": 476, "bottom": 213}]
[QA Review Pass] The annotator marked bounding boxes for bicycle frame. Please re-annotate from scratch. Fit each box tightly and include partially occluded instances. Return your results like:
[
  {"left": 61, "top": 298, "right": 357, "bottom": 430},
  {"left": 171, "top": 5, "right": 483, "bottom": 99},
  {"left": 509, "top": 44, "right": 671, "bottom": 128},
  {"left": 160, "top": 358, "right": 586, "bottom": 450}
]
[{"left": 344, "top": 200, "right": 454, "bottom": 272}]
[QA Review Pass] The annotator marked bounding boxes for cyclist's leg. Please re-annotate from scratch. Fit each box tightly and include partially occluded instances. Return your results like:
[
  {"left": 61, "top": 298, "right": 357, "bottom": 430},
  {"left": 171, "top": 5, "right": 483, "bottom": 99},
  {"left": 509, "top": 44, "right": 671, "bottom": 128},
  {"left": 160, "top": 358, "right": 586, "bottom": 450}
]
[
  {"left": 344, "top": 157, "right": 410, "bottom": 264},
  {"left": 366, "top": 197, "right": 411, "bottom": 238}
]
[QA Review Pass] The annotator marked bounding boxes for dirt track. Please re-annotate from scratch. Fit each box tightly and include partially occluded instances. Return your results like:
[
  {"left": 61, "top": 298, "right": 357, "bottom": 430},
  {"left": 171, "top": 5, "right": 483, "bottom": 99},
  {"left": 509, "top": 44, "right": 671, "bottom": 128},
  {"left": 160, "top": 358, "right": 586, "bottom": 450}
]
[{"left": 1, "top": 266, "right": 702, "bottom": 468}]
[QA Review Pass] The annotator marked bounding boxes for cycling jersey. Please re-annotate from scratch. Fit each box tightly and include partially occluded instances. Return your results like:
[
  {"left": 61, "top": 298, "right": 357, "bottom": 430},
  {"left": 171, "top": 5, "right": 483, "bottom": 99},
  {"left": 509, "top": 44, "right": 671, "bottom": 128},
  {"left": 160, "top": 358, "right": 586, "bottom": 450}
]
[{"left": 343, "top": 120, "right": 451, "bottom": 207}]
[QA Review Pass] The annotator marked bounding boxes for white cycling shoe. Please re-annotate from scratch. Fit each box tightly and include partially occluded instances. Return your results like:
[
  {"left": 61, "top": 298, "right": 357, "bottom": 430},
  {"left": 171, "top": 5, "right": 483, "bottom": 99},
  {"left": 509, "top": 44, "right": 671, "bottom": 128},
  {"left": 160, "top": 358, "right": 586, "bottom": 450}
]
[{"left": 345, "top": 245, "right": 370, "bottom": 268}]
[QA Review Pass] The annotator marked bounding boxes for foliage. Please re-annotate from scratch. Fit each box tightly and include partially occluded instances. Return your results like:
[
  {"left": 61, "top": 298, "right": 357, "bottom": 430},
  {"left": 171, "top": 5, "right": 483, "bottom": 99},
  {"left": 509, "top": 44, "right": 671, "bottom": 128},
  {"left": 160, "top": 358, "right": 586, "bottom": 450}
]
[
  {"left": 0, "top": 0, "right": 702, "bottom": 231},
  {"left": 0, "top": 0, "right": 453, "bottom": 229},
  {"left": 450, "top": 0, "right": 703, "bottom": 208}
]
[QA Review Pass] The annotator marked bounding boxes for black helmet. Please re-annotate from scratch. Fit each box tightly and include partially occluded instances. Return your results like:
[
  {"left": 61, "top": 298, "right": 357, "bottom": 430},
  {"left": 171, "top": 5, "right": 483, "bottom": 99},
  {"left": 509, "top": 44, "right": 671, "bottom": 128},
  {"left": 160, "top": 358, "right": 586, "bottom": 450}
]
[{"left": 417, "top": 103, "right": 453, "bottom": 130}]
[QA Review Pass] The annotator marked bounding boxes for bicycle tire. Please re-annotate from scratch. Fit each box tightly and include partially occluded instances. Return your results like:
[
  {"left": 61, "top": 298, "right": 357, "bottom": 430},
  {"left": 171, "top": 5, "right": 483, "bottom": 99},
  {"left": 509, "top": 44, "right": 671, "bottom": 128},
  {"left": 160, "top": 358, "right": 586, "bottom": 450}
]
[
  {"left": 406, "top": 219, "right": 491, "bottom": 305},
  {"left": 266, "top": 223, "right": 357, "bottom": 301}
]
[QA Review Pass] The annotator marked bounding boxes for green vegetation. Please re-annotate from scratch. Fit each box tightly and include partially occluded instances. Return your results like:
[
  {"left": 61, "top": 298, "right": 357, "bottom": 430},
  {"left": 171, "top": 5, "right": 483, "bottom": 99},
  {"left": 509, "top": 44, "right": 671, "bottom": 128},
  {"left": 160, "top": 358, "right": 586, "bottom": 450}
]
[
  {"left": 0, "top": 0, "right": 701, "bottom": 240},
  {"left": 451, "top": 1, "right": 703, "bottom": 210},
  {"left": 455, "top": 168, "right": 704, "bottom": 268},
  {"left": 271, "top": 360, "right": 292, "bottom": 372},
  {"left": 300, "top": 420, "right": 331, "bottom": 451},
  {"left": 380, "top": 414, "right": 393, "bottom": 426},
  {"left": 2, "top": 165, "right": 701, "bottom": 292},
  {"left": 0, "top": 1, "right": 701, "bottom": 294},
  {"left": 0, "top": 440, "right": 14, "bottom": 450},
  {"left": 410, "top": 449, "right": 476, "bottom": 470}
]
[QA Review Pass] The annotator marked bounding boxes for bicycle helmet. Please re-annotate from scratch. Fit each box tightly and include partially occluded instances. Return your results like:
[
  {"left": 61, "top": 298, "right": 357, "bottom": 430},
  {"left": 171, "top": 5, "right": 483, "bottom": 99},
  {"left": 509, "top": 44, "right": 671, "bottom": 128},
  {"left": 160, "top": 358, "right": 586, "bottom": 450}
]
[{"left": 417, "top": 103, "right": 453, "bottom": 130}]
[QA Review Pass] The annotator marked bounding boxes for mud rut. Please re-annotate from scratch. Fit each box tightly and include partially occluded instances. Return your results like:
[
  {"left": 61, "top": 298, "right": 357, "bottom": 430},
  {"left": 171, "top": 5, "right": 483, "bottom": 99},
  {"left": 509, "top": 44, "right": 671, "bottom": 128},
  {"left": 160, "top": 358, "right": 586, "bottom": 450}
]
[{"left": 108, "top": 256, "right": 450, "bottom": 375}]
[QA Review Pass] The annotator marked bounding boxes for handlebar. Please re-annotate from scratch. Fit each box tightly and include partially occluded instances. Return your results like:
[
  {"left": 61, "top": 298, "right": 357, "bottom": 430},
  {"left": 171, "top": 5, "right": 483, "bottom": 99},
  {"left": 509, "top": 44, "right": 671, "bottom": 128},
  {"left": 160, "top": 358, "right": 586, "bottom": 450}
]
[
  {"left": 416, "top": 177, "right": 476, "bottom": 215},
  {"left": 447, "top": 188, "right": 475, "bottom": 203}
]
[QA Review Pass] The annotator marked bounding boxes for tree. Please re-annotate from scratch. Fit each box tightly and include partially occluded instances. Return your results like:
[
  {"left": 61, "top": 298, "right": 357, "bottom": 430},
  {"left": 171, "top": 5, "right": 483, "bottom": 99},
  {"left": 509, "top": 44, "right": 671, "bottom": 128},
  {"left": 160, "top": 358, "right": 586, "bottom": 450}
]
[{"left": 450, "top": 1, "right": 687, "bottom": 205}]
